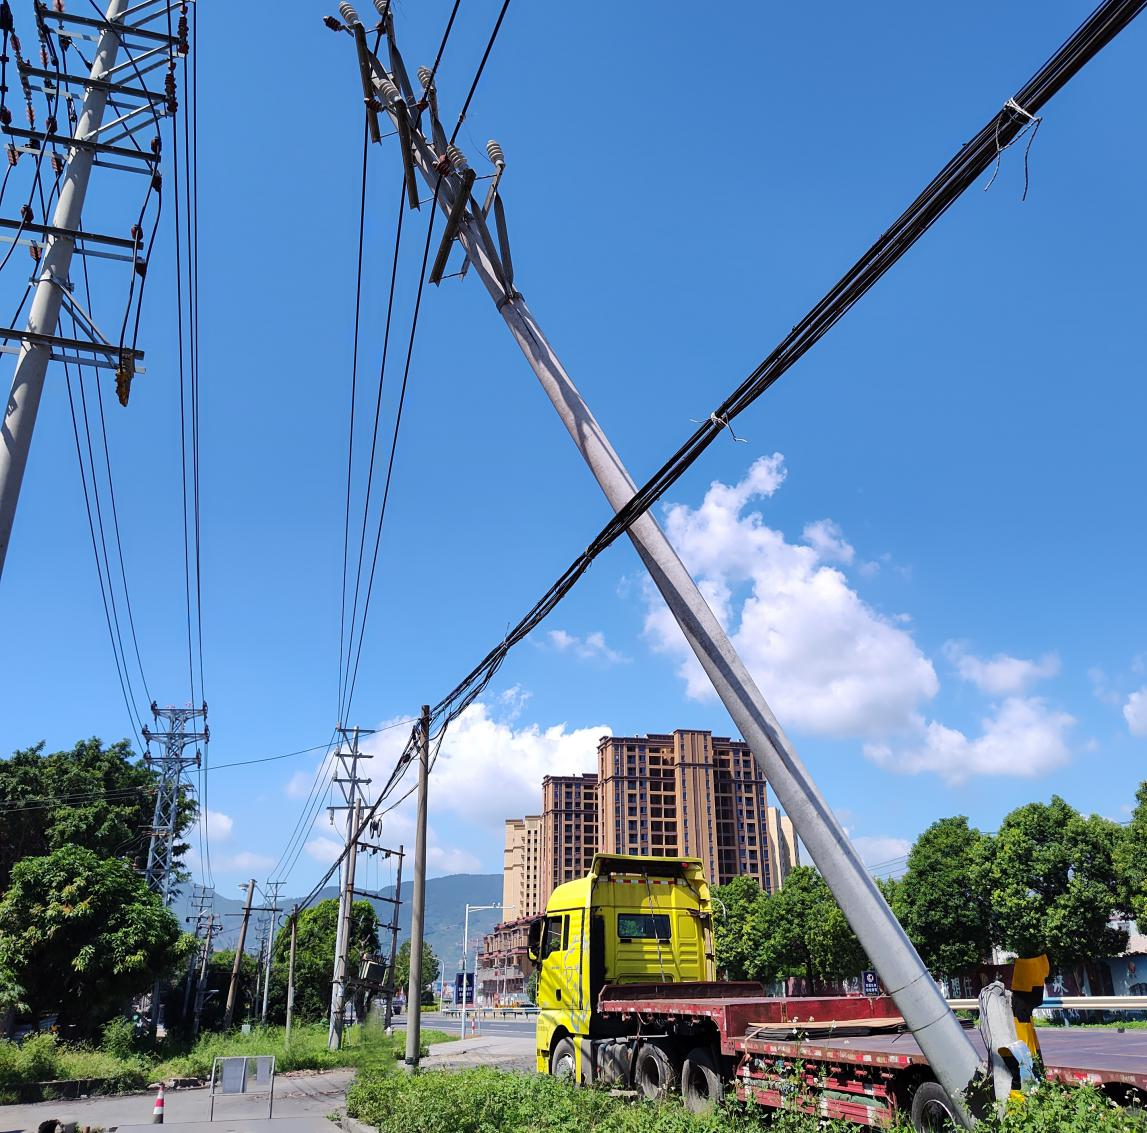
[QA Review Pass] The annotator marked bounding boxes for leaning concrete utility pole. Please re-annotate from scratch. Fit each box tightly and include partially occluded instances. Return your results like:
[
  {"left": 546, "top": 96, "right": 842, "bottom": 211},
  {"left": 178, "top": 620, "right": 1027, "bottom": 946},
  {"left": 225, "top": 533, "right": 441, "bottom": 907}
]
[
  {"left": 223, "top": 879, "right": 256, "bottom": 1030},
  {"left": 334, "top": 7, "right": 982, "bottom": 1117},
  {"left": 404, "top": 705, "right": 430, "bottom": 1067},
  {"left": 0, "top": 0, "right": 124, "bottom": 578}
]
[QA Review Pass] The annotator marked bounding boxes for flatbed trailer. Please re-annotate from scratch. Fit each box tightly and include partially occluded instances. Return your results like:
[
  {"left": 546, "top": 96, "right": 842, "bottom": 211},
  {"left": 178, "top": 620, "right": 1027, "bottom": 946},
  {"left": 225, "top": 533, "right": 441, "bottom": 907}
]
[{"left": 596, "top": 983, "right": 1147, "bottom": 1129}]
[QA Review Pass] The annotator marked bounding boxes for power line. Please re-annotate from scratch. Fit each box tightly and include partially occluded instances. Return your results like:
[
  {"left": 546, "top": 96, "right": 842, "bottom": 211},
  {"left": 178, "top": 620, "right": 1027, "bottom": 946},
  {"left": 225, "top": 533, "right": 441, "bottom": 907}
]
[
  {"left": 339, "top": 178, "right": 406, "bottom": 725},
  {"left": 341, "top": 181, "right": 440, "bottom": 723},
  {"left": 416, "top": 0, "right": 1147, "bottom": 746},
  {"left": 338, "top": 124, "right": 372, "bottom": 719}
]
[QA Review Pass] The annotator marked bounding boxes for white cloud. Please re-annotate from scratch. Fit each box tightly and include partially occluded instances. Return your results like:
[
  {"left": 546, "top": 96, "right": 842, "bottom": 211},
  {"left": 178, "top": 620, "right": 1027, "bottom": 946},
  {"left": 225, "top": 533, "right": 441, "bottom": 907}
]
[
  {"left": 199, "top": 809, "right": 234, "bottom": 842},
  {"left": 801, "top": 519, "right": 854, "bottom": 565},
  {"left": 850, "top": 835, "right": 911, "bottom": 870},
  {"left": 285, "top": 767, "right": 321, "bottom": 800},
  {"left": 865, "top": 697, "right": 1075, "bottom": 785},
  {"left": 1124, "top": 687, "right": 1147, "bottom": 737},
  {"left": 547, "top": 629, "right": 628, "bottom": 665},
  {"left": 645, "top": 454, "right": 938, "bottom": 738},
  {"left": 304, "top": 835, "right": 344, "bottom": 866},
  {"left": 344, "top": 705, "right": 611, "bottom": 878},
  {"left": 944, "top": 642, "right": 1060, "bottom": 696},
  {"left": 220, "top": 850, "right": 276, "bottom": 872}
]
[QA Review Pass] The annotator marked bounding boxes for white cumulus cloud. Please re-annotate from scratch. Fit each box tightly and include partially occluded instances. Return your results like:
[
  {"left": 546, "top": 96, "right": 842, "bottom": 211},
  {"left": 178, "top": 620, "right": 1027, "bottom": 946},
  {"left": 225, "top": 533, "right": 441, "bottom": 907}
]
[
  {"left": 801, "top": 519, "right": 854, "bottom": 565},
  {"left": 865, "top": 697, "right": 1075, "bottom": 785},
  {"left": 944, "top": 642, "right": 1060, "bottom": 696},
  {"left": 1124, "top": 687, "right": 1147, "bottom": 737},
  {"left": 547, "top": 629, "right": 628, "bottom": 664},
  {"left": 850, "top": 835, "right": 911, "bottom": 871},
  {"left": 645, "top": 454, "right": 938, "bottom": 738}
]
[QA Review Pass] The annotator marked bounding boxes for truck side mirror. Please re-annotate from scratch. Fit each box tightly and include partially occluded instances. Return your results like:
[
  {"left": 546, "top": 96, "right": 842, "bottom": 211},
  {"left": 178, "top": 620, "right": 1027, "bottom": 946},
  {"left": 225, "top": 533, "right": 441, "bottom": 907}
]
[{"left": 527, "top": 917, "right": 543, "bottom": 962}]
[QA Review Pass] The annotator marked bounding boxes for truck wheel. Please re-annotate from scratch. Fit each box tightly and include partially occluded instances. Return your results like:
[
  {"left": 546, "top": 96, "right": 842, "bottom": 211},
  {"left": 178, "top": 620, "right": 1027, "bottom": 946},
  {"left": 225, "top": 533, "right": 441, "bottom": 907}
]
[
  {"left": 634, "top": 1042, "right": 679, "bottom": 1101},
  {"left": 910, "top": 1081, "right": 960, "bottom": 1132},
  {"left": 550, "top": 1038, "right": 576, "bottom": 1081},
  {"left": 681, "top": 1047, "right": 723, "bottom": 1114}
]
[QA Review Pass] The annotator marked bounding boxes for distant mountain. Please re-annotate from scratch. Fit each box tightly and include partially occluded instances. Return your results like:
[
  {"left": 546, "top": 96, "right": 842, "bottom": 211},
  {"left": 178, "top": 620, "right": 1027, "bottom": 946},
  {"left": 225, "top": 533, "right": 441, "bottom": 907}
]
[{"left": 171, "top": 873, "right": 504, "bottom": 980}]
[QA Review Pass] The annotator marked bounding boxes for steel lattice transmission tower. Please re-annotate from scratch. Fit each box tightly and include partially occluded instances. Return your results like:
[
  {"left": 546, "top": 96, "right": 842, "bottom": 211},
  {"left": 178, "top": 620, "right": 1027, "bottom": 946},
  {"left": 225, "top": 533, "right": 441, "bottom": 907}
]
[{"left": 142, "top": 702, "right": 207, "bottom": 903}]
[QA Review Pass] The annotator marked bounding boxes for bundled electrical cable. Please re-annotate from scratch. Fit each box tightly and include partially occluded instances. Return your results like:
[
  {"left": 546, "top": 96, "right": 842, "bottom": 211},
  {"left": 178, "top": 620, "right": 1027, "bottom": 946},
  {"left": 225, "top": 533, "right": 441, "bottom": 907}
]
[{"left": 293, "top": 0, "right": 1145, "bottom": 910}]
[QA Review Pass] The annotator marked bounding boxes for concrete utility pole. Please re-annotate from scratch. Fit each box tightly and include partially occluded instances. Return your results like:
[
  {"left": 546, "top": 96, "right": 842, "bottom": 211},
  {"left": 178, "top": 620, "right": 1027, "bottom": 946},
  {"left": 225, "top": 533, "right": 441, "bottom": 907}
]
[
  {"left": 338, "top": 11, "right": 982, "bottom": 1118},
  {"left": 0, "top": 0, "right": 180, "bottom": 578},
  {"left": 327, "top": 725, "right": 374, "bottom": 1050},
  {"left": 285, "top": 906, "right": 299, "bottom": 1047},
  {"left": 404, "top": 705, "right": 430, "bottom": 1067},
  {"left": 383, "top": 845, "right": 403, "bottom": 1029},
  {"left": 261, "top": 880, "right": 284, "bottom": 1024},
  {"left": 192, "top": 912, "right": 219, "bottom": 1040},
  {"left": 329, "top": 799, "right": 363, "bottom": 1048},
  {"left": 182, "top": 884, "right": 215, "bottom": 1021},
  {"left": 224, "top": 879, "right": 256, "bottom": 1030}
]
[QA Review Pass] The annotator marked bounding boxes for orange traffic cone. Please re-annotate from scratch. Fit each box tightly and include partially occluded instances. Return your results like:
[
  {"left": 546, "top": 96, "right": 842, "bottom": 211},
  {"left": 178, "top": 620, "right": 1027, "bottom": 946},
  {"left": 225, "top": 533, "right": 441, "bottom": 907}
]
[{"left": 152, "top": 1084, "right": 165, "bottom": 1124}]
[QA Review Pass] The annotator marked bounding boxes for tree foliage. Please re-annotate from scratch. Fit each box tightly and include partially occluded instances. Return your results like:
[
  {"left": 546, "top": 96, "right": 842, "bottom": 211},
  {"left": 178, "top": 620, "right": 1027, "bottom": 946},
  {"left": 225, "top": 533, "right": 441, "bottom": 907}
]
[
  {"left": 981, "top": 796, "right": 1127, "bottom": 969},
  {"left": 1117, "top": 780, "right": 1147, "bottom": 927},
  {"left": 0, "top": 737, "right": 194, "bottom": 892},
  {"left": 393, "top": 939, "right": 441, "bottom": 999},
  {"left": 0, "top": 845, "right": 183, "bottom": 1035},
  {"left": 264, "top": 898, "right": 381, "bottom": 1025},
  {"left": 894, "top": 816, "right": 993, "bottom": 977},
  {"left": 714, "top": 868, "right": 866, "bottom": 987}
]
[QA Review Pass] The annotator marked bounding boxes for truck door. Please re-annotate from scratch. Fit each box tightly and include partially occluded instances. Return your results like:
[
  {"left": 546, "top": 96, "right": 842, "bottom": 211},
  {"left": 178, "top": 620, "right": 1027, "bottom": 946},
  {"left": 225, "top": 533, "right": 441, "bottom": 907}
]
[{"left": 539, "top": 908, "right": 585, "bottom": 1013}]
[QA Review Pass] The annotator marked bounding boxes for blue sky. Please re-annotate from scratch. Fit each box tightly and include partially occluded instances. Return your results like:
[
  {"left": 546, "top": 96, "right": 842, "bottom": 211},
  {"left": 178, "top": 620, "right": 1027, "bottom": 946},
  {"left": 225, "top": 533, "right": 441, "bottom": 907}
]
[{"left": 1, "top": 1, "right": 1144, "bottom": 900}]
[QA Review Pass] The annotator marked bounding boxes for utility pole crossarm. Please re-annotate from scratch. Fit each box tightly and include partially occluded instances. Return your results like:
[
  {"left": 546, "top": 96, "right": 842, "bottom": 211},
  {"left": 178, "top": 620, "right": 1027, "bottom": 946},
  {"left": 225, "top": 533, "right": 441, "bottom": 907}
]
[{"left": 0, "top": 0, "right": 191, "bottom": 578}]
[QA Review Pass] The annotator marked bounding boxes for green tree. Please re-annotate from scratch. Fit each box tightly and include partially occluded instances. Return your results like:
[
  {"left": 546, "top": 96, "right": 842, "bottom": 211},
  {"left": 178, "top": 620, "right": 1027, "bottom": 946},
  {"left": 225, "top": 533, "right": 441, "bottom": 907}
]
[
  {"left": 712, "top": 875, "right": 767, "bottom": 980},
  {"left": 264, "top": 899, "right": 381, "bottom": 1025},
  {"left": 0, "top": 737, "right": 194, "bottom": 891},
  {"left": 895, "top": 816, "right": 993, "bottom": 978},
  {"left": 751, "top": 868, "right": 865, "bottom": 987},
  {"left": 393, "top": 939, "right": 440, "bottom": 1000},
  {"left": 1117, "top": 780, "right": 1147, "bottom": 927},
  {"left": 984, "top": 796, "right": 1127, "bottom": 971},
  {"left": 0, "top": 845, "right": 183, "bottom": 1036}
]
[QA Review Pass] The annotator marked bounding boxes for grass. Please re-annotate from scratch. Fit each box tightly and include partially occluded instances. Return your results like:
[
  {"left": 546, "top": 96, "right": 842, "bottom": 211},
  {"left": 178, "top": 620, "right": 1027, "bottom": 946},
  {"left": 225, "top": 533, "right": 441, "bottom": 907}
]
[
  {"left": 346, "top": 1066, "right": 1147, "bottom": 1133},
  {"left": 151, "top": 1022, "right": 447, "bottom": 1081},
  {"left": 0, "top": 1022, "right": 450, "bottom": 1103}
]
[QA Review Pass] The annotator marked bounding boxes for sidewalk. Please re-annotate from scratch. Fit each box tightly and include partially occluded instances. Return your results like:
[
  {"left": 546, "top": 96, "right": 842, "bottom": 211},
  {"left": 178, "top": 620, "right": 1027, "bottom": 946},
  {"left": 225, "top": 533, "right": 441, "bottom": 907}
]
[
  {"left": 0, "top": 1069, "right": 354, "bottom": 1133},
  {"left": 418, "top": 1033, "right": 534, "bottom": 1073}
]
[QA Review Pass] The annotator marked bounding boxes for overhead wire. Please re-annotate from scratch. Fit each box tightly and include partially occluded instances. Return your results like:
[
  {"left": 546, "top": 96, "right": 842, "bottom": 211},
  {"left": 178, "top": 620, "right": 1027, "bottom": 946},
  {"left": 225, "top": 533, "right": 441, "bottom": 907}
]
[
  {"left": 296, "top": 0, "right": 1147, "bottom": 908},
  {"left": 338, "top": 123, "right": 372, "bottom": 720},
  {"left": 420, "top": 0, "right": 1147, "bottom": 741}
]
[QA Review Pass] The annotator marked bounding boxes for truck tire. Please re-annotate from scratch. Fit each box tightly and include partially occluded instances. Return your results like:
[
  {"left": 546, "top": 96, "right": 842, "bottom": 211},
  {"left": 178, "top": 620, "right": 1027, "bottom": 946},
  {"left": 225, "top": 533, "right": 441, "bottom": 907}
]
[
  {"left": 910, "top": 1081, "right": 960, "bottom": 1132},
  {"left": 550, "top": 1037, "right": 576, "bottom": 1080},
  {"left": 681, "top": 1047, "right": 723, "bottom": 1114},
  {"left": 634, "top": 1042, "right": 679, "bottom": 1101}
]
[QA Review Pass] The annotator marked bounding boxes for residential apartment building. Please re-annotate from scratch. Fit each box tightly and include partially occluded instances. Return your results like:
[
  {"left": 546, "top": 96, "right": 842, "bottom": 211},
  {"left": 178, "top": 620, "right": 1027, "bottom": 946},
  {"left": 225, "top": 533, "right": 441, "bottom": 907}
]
[
  {"left": 502, "top": 814, "right": 543, "bottom": 919},
  {"left": 540, "top": 772, "right": 598, "bottom": 904},
  {"left": 502, "top": 730, "right": 798, "bottom": 919},
  {"left": 598, "top": 729, "right": 777, "bottom": 891},
  {"left": 765, "top": 804, "right": 799, "bottom": 889}
]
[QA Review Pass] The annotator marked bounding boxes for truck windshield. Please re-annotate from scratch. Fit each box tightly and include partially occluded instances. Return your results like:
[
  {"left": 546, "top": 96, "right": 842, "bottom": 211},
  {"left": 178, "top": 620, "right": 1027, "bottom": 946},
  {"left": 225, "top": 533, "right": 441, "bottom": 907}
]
[{"left": 617, "top": 913, "right": 671, "bottom": 941}]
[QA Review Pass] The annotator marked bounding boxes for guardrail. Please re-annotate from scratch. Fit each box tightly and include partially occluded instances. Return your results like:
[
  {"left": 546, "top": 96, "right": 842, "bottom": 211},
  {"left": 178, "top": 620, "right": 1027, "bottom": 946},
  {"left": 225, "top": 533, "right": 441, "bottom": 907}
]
[
  {"left": 948, "top": 996, "right": 1147, "bottom": 1012},
  {"left": 440, "top": 1005, "right": 540, "bottom": 1018}
]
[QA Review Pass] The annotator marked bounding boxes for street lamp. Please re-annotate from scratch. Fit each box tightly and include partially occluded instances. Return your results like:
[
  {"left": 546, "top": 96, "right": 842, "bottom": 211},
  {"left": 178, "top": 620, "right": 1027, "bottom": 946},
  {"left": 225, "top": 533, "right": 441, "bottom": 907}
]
[{"left": 461, "top": 902, "right": 513, "bottom": 1039}]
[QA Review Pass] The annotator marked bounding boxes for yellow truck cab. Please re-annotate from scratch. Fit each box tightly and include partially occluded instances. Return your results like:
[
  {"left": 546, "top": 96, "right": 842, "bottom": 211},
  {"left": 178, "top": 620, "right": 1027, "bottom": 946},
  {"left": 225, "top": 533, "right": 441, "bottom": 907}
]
[{"left": 527, "top": 853, "right": 715, "bottom": 1083}]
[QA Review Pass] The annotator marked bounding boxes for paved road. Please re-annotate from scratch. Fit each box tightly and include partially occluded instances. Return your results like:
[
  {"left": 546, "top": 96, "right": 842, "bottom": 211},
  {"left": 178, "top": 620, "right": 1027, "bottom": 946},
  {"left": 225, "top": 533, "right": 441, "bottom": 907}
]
[
  {"left": 0, "top": 1069, "right": 354, "bottom": 1133},
  {"left": 404, "top": 1012, "right": 535, "bottom": 1041}
]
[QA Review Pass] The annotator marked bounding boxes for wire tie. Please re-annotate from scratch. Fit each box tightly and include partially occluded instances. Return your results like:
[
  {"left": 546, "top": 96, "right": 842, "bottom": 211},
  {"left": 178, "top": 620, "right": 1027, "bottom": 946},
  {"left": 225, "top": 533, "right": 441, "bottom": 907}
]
[
  {"left": 693, "top": 411, "right": 748, "bottom": 444},
  {"left": 984, "top": 97, "right": 1042, "bottom": 200}
]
